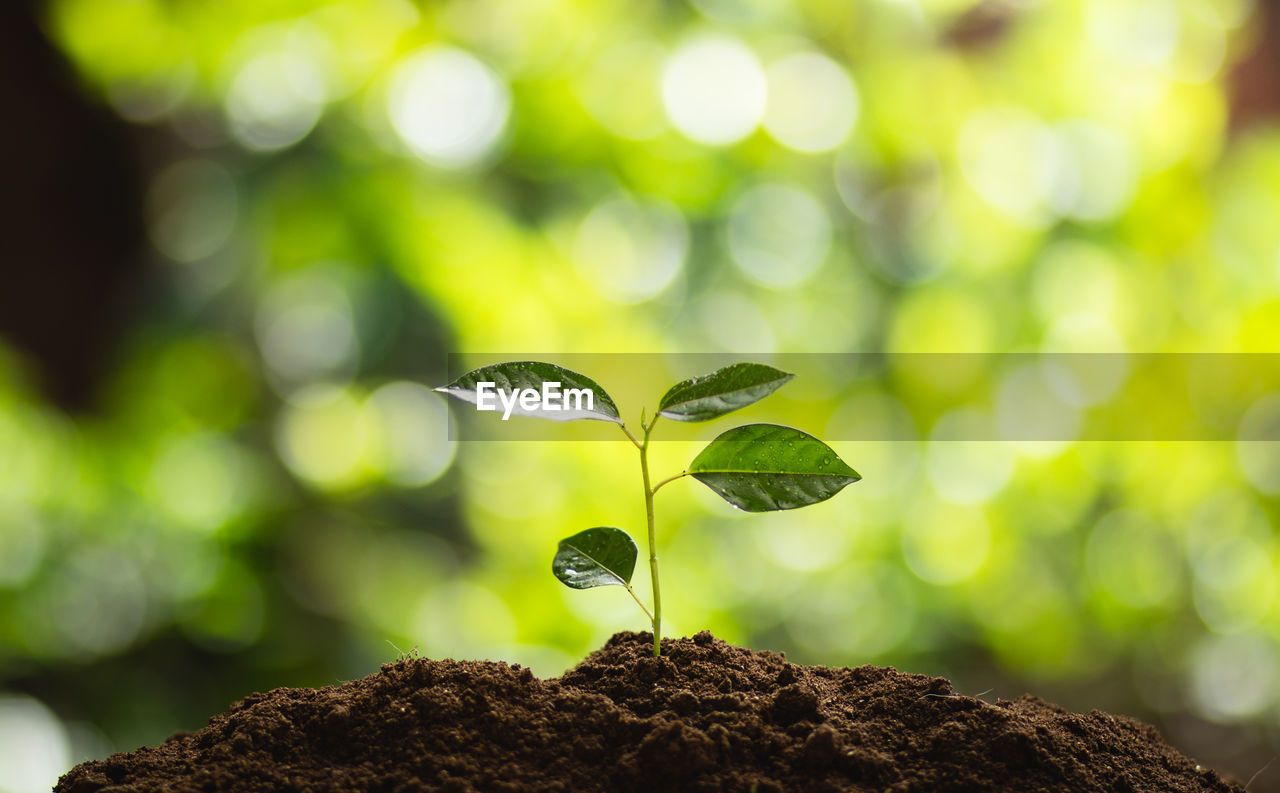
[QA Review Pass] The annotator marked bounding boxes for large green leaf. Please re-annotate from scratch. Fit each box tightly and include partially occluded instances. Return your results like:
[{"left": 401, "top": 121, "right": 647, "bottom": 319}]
[
  {"left": 435, "top": 361, "right": 621, "bottom": 423},
  {"left": 552, "top": 527, "right": 638, "bottom": 589},
  {"left": 658, "top": 362, "right": 793, "bottom": 422},
  {"left": 689, "top": 424, "right": 860, "bottom": 512}
]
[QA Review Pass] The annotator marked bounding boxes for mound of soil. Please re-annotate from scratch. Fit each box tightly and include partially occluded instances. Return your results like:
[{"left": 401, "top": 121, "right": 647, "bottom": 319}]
[{"left": 57, "top": 631, "right": 1240, "bottom": 793}]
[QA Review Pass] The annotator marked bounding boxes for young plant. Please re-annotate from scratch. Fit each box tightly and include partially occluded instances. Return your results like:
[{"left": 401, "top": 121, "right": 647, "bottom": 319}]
[{"left": 437, "top": 361, "right": 860, "bottom": 656}]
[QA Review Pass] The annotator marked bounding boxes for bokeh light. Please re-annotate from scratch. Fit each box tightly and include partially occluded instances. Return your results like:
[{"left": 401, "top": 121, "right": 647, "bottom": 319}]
[
  {"left": 762, "top": 51, "right": 858, "bottom": 153},
  {"left": 573, "top": 194, "right": 688, "bottom": 303},
  {"left": 726, "top": 182, "right": 831, "bottom": 289},
  {"left": 222, "top": 23, "right": 334, "bottom": 151},
  {"left": 275, "top": 384, "right": 369, "bottom": 490},
  {"left": 661, "top": 34, "right": 766, "bottom": 145},
  {"left": 256, "top": 271, "right": 360, "bottom": 387},
  {"left": 12, "top": 0, "right": 1280, "bottom": 789},
  {"left": 387, "top": 46, "right": 510, "bottom": 167},
  {"left": 0, "top": 696, "right": 71, "bottom": 793},
  {"left": 147, "top": 159, "right": 238, "bottom": 264},
  {"left": 363, "top": 382, "right": 456, "bottom": 487}
]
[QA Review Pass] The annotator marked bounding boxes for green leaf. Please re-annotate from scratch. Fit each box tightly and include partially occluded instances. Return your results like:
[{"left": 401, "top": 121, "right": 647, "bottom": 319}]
[
  {"left": 689, "top": 424, "right": 860, "bottom": 512},
  {"left": 435, "top": 361, "right": 621, "bottom": 424},
  {"left": 553, "top": 527, "right": 638, "bottom": 589},
  {"left": 658, "top": 362, "right": 793, "bottom": 422}
]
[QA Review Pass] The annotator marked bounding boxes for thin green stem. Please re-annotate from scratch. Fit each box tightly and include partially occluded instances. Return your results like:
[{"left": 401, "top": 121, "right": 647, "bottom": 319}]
[
  {"left": 618, "top": 423, "right": 643, "bottom": 451},
  {"left": 624, "top": 583, "right": 654, "bottom": 623},
  {"left": 639, "top": 414, "right": 662, "bottom": 656},
  {"left": 649, "top": 470, "right": 689, "bottom": 495}
]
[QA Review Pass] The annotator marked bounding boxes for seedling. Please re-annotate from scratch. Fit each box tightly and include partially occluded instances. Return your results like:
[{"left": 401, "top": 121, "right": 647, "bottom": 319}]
[{"left": 437, "top": 361, "right": 860, "bottom": 656}]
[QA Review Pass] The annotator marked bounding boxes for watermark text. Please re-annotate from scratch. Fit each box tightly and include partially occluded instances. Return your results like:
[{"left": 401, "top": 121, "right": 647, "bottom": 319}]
[{"left": 474, "top": 381, "right": 595, "bottom": 420}]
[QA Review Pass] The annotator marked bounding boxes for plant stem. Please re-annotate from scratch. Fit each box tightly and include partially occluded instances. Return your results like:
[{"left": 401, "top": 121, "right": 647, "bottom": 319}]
[
  {"left": 618, "top": 423, "right": 643, "bottom": 451},
  {"left": 623, "top": 583, "right": 654, "bottom": 623},
  {"left": 649, "top": 470, "right": 689, "bottom": 495},
  {"left": 639, "top": 415, "right": 662, "bottom": 656}
]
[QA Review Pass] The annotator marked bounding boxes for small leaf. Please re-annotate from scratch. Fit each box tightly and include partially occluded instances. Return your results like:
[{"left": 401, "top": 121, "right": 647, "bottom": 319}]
[
  {"left": 658, "top": 362, "right": 794, "bottom": 422},
  {"left": 435, "top": 361, "right": 622, "bottom": 424},
  {"left": 553, "top": 527, "right": 638, "bottom": 589},
  {"left": 689, "top": 424, "right": 860, "bottom": 512}
]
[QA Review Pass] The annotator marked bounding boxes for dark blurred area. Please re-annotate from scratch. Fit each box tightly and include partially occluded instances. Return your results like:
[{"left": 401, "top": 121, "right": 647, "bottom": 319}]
[{"left": 0, "top": 0, "right": 145, "bottom": 411}]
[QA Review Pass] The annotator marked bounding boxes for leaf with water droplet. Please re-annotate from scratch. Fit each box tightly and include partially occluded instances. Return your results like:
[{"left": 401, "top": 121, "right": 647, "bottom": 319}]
[
  {"left": 552, "top": 527, "right": 638, "bottom": 589},
  {"left": 657, "top": 363, "right": 793, "bottom": 422},
  {"left": 689, "top": 424, "right": 860, "bottom": 512}
]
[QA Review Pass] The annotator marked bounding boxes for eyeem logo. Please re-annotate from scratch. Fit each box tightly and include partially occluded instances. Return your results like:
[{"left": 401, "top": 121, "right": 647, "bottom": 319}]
[{"left": 475, "top": 381, "right": 595, "bottom": 420}]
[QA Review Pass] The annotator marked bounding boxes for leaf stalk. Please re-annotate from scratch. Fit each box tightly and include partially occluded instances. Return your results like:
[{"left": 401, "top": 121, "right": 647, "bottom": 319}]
[
  {"left": 624, "top": 583, "right": 654, "bottom": 623},
  {"left": 618, "top": 423, "right": 644, "bottom": 451},
  {"left": 649, "top": 470, "right": 689, "bottom": 495}
]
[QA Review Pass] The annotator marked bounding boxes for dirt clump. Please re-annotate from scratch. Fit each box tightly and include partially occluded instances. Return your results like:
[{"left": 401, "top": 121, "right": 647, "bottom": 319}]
[{"left": 56, "top": 631, "right": 1241, "bottom": 793}]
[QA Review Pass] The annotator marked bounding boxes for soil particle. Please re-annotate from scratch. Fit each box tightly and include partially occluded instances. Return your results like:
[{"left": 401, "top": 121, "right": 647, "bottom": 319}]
[{"left": 57, "top": 630, "right": 1242, "bottom": 793}]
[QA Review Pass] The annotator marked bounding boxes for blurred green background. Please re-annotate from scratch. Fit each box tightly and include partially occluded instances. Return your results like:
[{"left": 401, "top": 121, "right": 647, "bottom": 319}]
[{"left": 4, "top": 0, "right": 1280, "bottom": 790}]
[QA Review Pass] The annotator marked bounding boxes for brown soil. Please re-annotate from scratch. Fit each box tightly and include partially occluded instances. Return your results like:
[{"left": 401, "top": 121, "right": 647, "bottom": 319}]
[{"left": 56, "top": 631, "right": 1242, "bottom": 793}]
